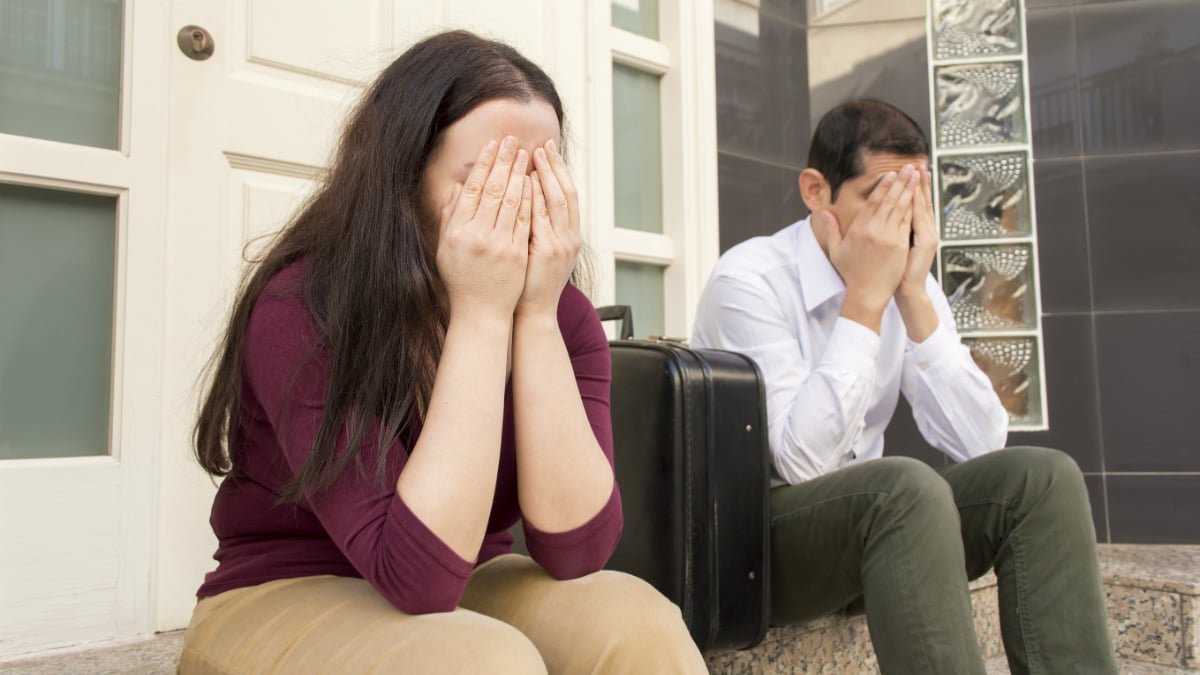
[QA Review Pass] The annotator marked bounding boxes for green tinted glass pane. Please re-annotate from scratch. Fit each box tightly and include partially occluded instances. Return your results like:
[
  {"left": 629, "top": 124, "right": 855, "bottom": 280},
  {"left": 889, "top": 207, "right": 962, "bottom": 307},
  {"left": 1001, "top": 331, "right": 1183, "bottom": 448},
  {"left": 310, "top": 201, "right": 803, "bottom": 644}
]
[
  {"left": 612, "top": 63, "right": 662, "bottom": 233},
  {"left": 0, "top": 0, "right": 124, "bottom": 149},
  {"left": 614, "top": 261, "right": 664, "bottom": 338},
  {"left": 0, "top": 183, "right": 115, "bottom": 459},
  {"left": 612, "top": 0, "right": 658, "bottom": 39}
]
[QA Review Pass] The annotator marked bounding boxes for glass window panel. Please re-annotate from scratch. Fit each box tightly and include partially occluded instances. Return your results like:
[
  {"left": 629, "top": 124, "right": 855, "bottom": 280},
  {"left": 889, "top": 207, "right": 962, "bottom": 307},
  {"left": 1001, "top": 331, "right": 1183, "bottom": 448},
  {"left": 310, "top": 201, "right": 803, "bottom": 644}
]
[
  {"left": 0, "top": 183, "right": 115, "bottom": 459},
  {"left": 0, "top": 0, "right": 124, "bottom": 149},
  {"left": 939, "top": 152, "right": 1031, "bottom": 241},
  {"left": 613, "top": 63, "right": 663, "bottom": 234},
  {"left": 935, "top": 62, "right": 1026, "bottom": 148},
  {"left": 964, "top": 336, "right": 1043, "bottom": 428},
  {"left": 933, "top": 0, "right": 1022, "bottom": 60},
  {"left": 612, "top": 0, "right": 658, "bottom": 40},
  {"left": 940, "top": 244, "right": 1037, "bottom": 332},
  {"left": 615, "top": 261, "right": 665, "bottom": 338}
]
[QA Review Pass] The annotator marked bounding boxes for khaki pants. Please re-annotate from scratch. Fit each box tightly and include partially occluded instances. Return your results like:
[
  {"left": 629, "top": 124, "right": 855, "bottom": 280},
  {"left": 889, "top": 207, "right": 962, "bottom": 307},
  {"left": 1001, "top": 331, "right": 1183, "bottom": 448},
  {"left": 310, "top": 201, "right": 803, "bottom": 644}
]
[{"left": 178, "top": 554, "right": 707, "bottom": 674}]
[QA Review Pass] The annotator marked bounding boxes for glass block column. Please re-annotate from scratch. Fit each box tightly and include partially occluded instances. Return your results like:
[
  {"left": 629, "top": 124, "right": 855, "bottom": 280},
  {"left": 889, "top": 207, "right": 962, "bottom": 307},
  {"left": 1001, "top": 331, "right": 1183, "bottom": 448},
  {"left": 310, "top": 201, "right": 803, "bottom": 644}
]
[{"left": 928, "top": 0, "right": 1048, "bottom": 430}]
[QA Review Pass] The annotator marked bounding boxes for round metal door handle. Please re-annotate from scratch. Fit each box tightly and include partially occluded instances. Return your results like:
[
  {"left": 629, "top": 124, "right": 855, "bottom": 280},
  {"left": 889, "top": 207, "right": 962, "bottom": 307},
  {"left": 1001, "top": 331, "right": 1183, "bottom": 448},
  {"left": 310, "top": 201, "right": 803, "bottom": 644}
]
[{"left": 177, "top": 25, "right": 215, "bottom": 61}]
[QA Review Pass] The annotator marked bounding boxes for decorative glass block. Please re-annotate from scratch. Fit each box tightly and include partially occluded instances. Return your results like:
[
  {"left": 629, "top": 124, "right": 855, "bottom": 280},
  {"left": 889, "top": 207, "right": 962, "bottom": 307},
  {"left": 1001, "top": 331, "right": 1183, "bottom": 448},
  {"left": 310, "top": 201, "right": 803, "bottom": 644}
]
[
  {"left": 936, "top": 63, "right": 1026, "bottom": 148},
  {"left": 939, "top": 152, "right": 1031, "bottom": 240},
  {"left": 965, "top": 336, "right": 1043, "bottom": 427},
  {"left": 933, "top": 0, "right": 1022, "bottom": 60},
  {"left": 941, "top": 244, "right": 1037, "bottom": 331}
]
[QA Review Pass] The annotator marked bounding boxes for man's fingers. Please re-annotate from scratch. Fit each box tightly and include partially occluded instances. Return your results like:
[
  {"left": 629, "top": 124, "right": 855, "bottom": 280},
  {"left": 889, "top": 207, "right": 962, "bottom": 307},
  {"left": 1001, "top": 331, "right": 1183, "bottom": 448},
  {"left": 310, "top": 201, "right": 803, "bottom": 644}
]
[
  {"left": 457, "top": 140, "right": 499, "bottom": 220},
  {"left": 493, "top": 148, "right": 530, "bottom": 235},
  {"left": 884, "top": 167, "right": 920, "bottom": 232},
  {"left": 819, "top": 210, "right": 844, "bottom": 249}
]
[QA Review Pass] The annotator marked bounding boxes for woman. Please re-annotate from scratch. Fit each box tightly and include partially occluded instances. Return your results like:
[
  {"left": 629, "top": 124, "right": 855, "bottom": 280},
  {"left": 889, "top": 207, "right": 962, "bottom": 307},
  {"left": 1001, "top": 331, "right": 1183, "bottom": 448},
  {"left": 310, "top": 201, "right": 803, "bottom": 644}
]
[{"left": 181, "top": 30, "right": 706, "bottom": 674}]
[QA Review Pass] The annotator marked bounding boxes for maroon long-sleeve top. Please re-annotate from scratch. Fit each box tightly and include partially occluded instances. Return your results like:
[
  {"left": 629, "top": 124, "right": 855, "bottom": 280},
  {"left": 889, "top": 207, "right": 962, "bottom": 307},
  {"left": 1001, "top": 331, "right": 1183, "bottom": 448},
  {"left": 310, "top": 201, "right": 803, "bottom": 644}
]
[{"left": 197, "top": 263, "right": 623, "bottom": 614}]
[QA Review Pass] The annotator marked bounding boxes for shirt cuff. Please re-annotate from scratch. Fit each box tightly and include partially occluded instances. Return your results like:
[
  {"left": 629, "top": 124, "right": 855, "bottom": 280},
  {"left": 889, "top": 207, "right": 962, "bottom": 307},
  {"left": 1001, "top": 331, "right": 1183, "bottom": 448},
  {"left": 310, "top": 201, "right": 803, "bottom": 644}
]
[
  {"left": 824, "top": 317, "right": 882, "bottom": 376},
  {"left": 907, "top": 322, "right": 961, "bottom": 374},
  {"left": 388, "top": 494, "right": 476, "bottom": 578}
]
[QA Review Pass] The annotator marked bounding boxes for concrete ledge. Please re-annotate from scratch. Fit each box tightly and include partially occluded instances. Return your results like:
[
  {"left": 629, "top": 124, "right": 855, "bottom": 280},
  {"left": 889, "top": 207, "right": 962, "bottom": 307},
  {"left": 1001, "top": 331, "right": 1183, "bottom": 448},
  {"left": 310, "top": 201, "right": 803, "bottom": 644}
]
[
  {"left": 705, "top": 574, "right": 1000, "bottom": 673},
  {"left": 707, "top": 545, "right": 1200, "bottom": 675},
  {"left": 3, "top": 546, "right": 1197, "bottom": 674}
]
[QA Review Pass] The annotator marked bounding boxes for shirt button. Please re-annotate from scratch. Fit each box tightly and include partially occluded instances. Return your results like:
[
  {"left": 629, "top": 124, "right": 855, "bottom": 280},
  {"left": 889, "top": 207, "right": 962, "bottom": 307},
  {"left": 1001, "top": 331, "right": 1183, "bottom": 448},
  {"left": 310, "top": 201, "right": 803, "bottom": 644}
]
[
  {"left": 918, "top": 363, "right": 929, "bottom": 372},
  {"left": 860, "top": 419, "right": 866, "bottom": 429}
]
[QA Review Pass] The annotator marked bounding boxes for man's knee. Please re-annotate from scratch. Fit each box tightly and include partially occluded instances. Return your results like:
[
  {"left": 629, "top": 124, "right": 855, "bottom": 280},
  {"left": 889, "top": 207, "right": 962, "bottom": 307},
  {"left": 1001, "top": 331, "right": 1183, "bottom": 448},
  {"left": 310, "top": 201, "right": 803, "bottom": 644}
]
[
  {"left": 997, "top": 446, "right": 1088, "bottom": 506},
  {"left": 872, "top": 456, "right": 956, "bottom": 514}
]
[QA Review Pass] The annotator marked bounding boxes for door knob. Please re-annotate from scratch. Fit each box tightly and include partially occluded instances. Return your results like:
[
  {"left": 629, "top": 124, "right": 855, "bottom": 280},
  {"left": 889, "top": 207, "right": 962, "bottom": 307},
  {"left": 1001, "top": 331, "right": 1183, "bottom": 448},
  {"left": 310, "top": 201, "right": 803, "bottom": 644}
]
[{"left": 177, "top": 25, "right": 215, "bottom": 61}]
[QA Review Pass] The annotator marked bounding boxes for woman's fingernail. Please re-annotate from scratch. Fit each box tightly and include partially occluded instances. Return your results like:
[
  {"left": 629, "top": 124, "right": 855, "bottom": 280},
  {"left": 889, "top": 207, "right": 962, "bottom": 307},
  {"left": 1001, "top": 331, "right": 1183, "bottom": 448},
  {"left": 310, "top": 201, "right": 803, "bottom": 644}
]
[{"left": 547, "top": 139, "right": 558, "bottom": 155}]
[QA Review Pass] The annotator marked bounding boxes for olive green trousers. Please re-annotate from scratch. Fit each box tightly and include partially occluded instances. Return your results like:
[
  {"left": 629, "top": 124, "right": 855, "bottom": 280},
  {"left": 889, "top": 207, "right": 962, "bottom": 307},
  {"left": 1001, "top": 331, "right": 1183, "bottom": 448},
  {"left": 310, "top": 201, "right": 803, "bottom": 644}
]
[{"left": 769, "top": 446, "right": 1118, "bottom": 675}]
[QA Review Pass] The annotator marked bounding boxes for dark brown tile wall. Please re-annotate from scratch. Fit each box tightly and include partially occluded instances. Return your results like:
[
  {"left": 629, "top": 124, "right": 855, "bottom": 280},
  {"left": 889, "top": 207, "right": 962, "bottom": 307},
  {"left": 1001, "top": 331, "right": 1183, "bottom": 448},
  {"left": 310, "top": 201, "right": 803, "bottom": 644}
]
[{"left": 713, "top": 0, "right": 1200, "bottom": 543}]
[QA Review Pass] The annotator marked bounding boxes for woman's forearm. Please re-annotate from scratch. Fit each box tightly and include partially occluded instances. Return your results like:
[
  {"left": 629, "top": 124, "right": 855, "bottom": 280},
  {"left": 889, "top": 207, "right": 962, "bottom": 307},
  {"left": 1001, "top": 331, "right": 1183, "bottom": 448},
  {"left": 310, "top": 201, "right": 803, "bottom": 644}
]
[
  {"left": 511, "top": 313, "right": 614, "bottom": 532},
  {"left": 396, "top": 313, "right": 511, "bottom": 560}
]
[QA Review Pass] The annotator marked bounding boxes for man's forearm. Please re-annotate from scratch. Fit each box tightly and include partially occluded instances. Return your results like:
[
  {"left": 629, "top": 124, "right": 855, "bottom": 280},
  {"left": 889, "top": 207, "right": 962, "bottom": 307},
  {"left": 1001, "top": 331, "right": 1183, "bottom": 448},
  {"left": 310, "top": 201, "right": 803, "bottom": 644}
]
[{"left": 895, "top": 285, "right": 939, "bottom": 343}]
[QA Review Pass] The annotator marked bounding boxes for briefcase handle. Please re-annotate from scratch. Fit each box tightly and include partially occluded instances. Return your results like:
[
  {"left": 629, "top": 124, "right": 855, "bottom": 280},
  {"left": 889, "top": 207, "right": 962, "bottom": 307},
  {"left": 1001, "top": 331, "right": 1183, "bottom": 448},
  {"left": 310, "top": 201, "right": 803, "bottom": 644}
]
[{"left": 595, "top": 305, "right": 634, "bottom": 340}]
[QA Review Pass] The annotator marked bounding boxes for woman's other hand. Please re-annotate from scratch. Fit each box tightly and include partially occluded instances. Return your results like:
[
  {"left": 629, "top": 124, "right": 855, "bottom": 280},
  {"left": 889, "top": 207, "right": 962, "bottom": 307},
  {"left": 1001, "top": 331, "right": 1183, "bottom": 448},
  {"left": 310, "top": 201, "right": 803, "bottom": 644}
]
[
  {"left": 518, "top": 139, "right": 581, "bottom": 319},
  {"left": 436, "top": 136, "right": 533, "bottom": 322}
]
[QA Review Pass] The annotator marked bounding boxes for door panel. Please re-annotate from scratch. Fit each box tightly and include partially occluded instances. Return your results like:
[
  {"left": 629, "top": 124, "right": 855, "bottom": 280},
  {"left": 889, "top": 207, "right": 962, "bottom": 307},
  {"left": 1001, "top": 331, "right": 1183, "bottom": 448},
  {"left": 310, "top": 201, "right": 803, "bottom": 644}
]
[{"left": 0, "top": 0, "right": 167, "bottom": 658}]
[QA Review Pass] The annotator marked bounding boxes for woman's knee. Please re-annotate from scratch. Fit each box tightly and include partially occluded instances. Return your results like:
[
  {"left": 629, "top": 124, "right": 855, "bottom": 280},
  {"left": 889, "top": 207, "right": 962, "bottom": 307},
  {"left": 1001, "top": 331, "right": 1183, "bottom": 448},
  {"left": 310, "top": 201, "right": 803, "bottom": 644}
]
[{"left": 560, "top": 571, "right": 705, "bottom": 672}]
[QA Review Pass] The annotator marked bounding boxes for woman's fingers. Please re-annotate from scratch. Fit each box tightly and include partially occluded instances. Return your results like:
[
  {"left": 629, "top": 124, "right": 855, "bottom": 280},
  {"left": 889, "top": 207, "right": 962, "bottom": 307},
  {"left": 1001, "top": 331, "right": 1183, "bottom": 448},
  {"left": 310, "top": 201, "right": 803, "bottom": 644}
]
[
  {"left": 493, "top": 148, "right": 530, "bottom": 236},
  {"left": 475, "top": 136, "right": 521, "bottom": 229},
  {"left": 456, "top": 139, "right": 499, "bottom": 221},
  {"left": 515, "top": 175, "right": 533, "bottom": 245},
  {"left": 532, "top": 145, "right": 568, "bottom": 236},
  {"left": 531, "top": 170, "right": 551, "bottom": 238}
]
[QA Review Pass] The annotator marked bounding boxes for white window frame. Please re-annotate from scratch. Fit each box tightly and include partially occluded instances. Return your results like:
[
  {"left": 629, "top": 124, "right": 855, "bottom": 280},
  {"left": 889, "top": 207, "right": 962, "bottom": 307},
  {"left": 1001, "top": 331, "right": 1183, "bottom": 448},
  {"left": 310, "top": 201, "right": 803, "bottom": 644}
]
[{"left": 587, "top": 0, "right": 719, "bottom": 338}]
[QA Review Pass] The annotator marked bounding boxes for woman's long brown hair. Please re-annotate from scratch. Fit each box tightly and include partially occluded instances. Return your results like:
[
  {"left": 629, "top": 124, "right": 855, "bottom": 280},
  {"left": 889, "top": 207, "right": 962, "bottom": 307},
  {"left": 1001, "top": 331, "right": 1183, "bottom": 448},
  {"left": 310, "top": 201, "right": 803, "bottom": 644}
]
[{"left": 193, "top": 30, "right": 566, "bottom": 500}]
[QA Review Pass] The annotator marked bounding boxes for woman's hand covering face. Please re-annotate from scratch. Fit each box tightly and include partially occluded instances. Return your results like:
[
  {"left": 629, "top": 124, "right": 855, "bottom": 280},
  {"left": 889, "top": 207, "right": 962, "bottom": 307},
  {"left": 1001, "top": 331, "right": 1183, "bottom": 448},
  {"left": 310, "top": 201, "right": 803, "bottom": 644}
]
[
  {"left": 435, "top": 136, "right": 532, "bottom": 322},
  {"left": 518, "top": 139, "right": 581, "bottom": 319}
]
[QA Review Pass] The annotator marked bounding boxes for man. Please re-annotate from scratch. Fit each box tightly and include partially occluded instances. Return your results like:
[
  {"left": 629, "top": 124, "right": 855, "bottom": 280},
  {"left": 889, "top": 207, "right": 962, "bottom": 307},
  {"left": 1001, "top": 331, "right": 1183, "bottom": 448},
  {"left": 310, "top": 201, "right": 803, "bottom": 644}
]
[{"left": 692, "top": 99, "right": 1117, "bottom": 675}]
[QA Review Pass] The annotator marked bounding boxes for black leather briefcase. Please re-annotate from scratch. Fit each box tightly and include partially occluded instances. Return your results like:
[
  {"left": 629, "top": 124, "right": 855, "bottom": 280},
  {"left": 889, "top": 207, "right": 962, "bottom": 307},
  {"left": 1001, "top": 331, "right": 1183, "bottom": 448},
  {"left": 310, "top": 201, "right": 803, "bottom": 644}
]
[{"left": 597, "top": 306, "right": 770, "bottom": 653}]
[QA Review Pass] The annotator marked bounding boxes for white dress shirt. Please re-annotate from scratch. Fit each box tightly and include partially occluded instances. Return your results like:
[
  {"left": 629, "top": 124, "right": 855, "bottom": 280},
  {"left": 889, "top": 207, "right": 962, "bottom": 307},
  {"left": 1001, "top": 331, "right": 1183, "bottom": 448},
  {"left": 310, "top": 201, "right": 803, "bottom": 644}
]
[{"left": 691, "top": 216, "right": 1008, "bottom": 485}]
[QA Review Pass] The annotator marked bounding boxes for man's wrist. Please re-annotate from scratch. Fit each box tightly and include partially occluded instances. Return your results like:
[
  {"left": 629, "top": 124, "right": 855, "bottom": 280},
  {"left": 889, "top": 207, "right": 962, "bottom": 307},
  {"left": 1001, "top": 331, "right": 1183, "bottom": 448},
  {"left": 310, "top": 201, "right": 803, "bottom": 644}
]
[
  {"left": 840, "top": 290, "right": 888, "bottom": 334},
  {"left": 894, "top": 281, "right": 929, "bottom": 308}
]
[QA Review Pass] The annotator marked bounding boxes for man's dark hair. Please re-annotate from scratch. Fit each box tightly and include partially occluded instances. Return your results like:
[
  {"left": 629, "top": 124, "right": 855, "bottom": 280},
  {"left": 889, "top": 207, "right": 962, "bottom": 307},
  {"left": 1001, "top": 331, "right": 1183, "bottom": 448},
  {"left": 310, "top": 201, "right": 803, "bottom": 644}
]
[{"left": 807, "top": 99, "right": 929, "bottom": 201}]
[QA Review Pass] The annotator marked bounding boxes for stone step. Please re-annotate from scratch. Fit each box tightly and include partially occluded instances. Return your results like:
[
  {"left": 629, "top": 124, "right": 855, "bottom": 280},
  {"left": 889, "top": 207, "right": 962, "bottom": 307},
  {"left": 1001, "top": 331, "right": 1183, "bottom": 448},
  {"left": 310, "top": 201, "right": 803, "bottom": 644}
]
[
  {"left": 2, "top": 545, "right": 1196, "bottom": 674},
  {"left": 986, "top": 655, "right": 1198, "bottom": 675},
  {"left": 705, "top": 544, "right": 1200, "bottom": 674}
]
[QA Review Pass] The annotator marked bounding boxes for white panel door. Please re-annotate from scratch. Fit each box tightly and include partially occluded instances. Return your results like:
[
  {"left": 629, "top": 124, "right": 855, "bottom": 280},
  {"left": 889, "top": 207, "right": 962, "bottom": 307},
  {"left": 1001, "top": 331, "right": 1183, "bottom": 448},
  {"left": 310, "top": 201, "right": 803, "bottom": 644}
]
[
  {"left": 0, "top": 0, "right": 169, "bottom": 659},
  {"left": 156, "top": 0, "right": 596, "bottom": 631},
  {"left": 158, "top": 0, "right": 403, "bottom": 631}
]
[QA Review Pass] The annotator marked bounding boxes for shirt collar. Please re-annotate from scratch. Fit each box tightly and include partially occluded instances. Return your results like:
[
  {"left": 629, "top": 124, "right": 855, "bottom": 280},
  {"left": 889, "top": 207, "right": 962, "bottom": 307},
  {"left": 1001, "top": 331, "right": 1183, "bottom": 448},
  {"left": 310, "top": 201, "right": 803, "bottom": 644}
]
[{"left": 795, "top": 215, "right": 846, "bottom": 312}]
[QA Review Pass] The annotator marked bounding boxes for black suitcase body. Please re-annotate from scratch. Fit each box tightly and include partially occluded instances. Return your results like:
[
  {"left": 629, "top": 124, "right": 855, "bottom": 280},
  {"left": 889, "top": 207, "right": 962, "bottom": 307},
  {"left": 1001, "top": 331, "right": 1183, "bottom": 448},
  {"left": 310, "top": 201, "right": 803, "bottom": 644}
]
[{"left": 598, "top": 306, "right": 771, "bottom": 653}]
